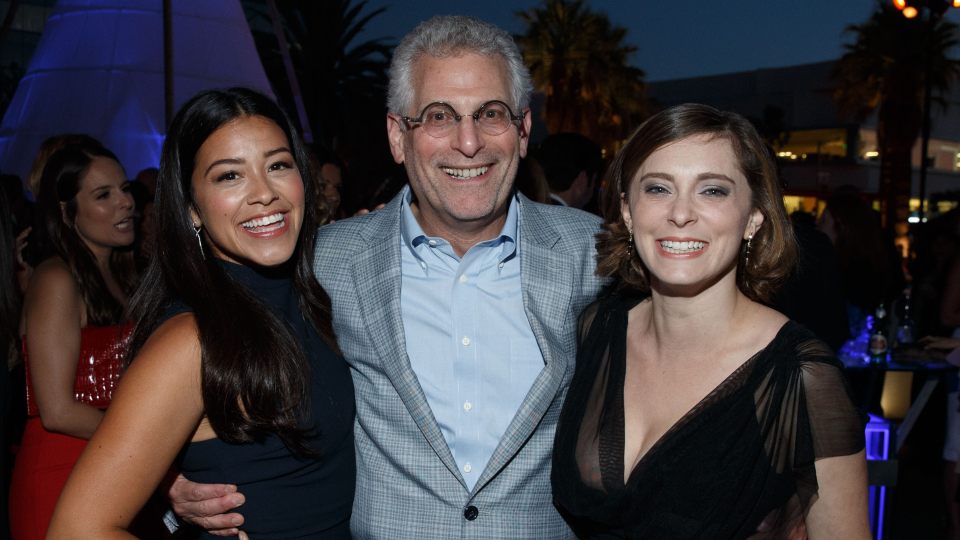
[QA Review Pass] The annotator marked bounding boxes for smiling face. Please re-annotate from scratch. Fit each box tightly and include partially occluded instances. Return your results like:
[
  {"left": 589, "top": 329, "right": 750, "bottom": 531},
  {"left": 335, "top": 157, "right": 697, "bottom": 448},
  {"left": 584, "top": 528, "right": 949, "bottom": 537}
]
[
  {"left": 68, "top": 156, "right": 135, "bottom": 256},
  {"left": 190, "top": 115, "right": 304, "bottom": 269},
  {"left": 621, "top": 135, "right": 764, "bottom": 294},
  {"left": 386, "top": 52, "right": 531, "bottom": 235}
]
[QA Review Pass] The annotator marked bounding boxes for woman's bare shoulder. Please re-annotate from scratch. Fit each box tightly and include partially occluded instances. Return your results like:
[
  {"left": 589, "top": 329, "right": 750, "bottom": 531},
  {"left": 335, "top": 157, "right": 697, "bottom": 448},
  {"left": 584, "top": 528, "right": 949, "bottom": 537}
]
[
  {"left": 742, "top": 302, "right": 791, "bottom": 351},
  {"left": 119, "top": 313, "right": 204, "bottom": 414},
  {"left": 22, "top": 257, "right": 83, "bottom": 330},
  {"left": 28, "top": 257, "right": 78, "bottom": 296},
  {"left": 134, "top": 312, "right": 202, "bottom": 371}
]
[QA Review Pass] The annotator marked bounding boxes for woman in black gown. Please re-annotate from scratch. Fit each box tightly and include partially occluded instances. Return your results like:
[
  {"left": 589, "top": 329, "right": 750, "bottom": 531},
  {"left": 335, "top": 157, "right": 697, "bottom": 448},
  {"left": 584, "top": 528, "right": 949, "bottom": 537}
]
[
  {"left": 552, "top": 104, "right": 870, "bottom": 539},
  {"left": 48, "top": 88, "right": 354, "bottom": 539}
]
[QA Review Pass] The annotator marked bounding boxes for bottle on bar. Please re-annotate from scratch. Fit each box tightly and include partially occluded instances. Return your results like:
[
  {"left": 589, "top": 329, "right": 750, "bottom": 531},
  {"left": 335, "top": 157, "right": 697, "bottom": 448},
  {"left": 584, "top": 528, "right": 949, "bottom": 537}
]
[{"left": 869, "top": 303, "right": 888, "bottom": 364}]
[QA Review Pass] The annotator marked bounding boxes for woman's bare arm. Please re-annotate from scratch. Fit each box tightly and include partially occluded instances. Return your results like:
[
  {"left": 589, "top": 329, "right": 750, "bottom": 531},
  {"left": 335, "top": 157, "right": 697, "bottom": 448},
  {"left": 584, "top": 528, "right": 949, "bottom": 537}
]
[
  {"left": 47, "top": 314, "right": 205, "bottom": 540},
  {"left": 804, "top": 450, "right": 871, "bottom": 540},
  {"left": 23, "top": 260, "right": 103, "bottom": 439}
]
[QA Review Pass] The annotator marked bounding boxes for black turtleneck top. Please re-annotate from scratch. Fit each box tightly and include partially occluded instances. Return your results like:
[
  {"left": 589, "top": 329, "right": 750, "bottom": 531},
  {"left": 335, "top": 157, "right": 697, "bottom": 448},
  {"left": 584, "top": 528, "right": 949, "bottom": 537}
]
[{"left": 163, "top": 260, "right": 355, "bottom": 539}]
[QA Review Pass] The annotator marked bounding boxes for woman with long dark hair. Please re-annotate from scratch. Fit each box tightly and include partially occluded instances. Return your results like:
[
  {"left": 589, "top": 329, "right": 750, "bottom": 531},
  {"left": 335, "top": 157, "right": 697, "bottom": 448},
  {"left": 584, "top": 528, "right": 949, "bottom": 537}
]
[
  {"left": 48, "top": 88, "right": 354, "bottom": 539},
  {"left": 552, "top": 104, "right": 870, "bottom": 539},
  {"left": 9, "top": 143, "right": 137, "bottom": 540}
]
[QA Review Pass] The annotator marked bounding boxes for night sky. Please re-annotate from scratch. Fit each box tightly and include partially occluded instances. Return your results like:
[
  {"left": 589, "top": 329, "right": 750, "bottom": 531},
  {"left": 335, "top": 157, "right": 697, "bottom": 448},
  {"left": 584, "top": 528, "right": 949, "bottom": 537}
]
[{"left": 358, "top": 0, "right": 960, "bottom": 82}]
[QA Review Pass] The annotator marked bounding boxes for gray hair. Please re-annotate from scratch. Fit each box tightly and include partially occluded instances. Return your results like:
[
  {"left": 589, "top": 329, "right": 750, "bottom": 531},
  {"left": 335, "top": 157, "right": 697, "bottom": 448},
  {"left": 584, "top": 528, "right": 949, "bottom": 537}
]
[{"left": 387, "top": 15, "right": 534, "bottom": 116}]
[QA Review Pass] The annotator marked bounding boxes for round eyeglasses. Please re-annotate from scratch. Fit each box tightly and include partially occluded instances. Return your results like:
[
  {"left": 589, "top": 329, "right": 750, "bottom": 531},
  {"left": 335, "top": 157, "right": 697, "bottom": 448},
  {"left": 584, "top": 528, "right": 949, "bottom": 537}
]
[{"left": 403, "top": 100, "right": 525, "bottom": 138}]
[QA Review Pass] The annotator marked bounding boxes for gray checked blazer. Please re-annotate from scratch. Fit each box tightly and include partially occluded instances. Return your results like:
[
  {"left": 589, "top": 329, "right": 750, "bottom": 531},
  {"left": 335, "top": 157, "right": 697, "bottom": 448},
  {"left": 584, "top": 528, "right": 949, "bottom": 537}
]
[{"left": 313, "top": 188, "right": 605, "bottom": 539}]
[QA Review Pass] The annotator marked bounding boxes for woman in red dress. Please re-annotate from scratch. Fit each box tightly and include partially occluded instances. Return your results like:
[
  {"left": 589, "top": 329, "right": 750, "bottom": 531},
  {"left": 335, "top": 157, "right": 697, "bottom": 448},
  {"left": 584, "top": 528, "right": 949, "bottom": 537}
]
[{"left": 9, "top": 143, "right": 137, "bottom": 540}]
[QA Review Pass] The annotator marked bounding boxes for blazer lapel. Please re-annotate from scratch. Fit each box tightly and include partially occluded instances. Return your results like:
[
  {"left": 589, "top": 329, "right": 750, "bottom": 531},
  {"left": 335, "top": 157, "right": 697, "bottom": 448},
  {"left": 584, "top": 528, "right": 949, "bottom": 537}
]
[
  {"left": 474, "top": 196, "right": 574, "bottom": 491},
  {"left": 351, "top": 191, "right": 466, "bottom": 488}
]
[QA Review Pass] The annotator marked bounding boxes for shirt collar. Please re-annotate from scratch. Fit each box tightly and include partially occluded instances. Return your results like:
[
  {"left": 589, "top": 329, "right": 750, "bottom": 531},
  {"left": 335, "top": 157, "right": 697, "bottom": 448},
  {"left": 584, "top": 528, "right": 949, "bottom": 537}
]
[{"left": 400, "top": 185, "right": 520, "bottom": 267}]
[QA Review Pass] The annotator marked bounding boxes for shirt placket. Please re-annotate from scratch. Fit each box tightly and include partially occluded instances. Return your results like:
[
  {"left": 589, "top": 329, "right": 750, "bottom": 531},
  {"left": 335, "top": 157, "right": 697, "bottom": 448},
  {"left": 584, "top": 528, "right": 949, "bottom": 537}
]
[{"left": 452, "top": 250, "right": 481, "bottom": 487}]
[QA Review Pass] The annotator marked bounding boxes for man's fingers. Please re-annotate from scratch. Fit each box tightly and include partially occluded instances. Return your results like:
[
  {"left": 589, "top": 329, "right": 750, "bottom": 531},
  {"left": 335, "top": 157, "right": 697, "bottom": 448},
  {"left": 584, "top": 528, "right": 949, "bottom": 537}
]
[
  {"left": 191, "top": 512, "right": 244, "bottom": 532},
  {"left": 186, "top": 481, "right": 237, "bottom": 503},
  {"left": 168, "top": 472, "right": 235, "bottom": 504},
  {"left": 192, "top": 493, "right": 245, "bottom": 518},
  {"left": 205, "top": 527, "right": 240, "bottom": 537},
  {"left": 238, "top": 531, "right": 250, "bottom": 540}
]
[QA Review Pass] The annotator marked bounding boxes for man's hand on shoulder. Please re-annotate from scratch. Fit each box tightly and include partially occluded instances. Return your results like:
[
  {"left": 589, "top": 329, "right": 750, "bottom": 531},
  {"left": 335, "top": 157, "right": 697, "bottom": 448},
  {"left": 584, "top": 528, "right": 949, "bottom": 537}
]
[{"left": 167, "top": 472, "right": 246, "bottom": 536}]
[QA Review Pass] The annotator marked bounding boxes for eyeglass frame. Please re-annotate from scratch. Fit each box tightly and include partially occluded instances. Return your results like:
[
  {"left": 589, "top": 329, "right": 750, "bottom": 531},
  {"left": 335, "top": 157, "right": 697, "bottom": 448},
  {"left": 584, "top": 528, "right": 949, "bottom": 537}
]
[{"left": 401, "top": 100, "right": 526, "bottom": 138}]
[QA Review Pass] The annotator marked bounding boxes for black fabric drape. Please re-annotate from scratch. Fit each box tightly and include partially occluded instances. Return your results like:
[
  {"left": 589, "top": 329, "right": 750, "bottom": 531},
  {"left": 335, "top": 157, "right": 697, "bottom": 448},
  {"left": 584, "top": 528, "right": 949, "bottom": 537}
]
[{"left": 552, "top": 293, "right": 866, "bottom": 540}]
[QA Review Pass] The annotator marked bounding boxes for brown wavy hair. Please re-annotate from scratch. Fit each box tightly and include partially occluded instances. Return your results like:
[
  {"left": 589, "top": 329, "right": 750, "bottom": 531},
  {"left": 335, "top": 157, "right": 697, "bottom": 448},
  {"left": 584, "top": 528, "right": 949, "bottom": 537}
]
[
  {"left": 596, "top": 103, "right": 796, "bottom": 303},
  {"left": 34, "top": 144, "right": 137, "bottom": 325}
]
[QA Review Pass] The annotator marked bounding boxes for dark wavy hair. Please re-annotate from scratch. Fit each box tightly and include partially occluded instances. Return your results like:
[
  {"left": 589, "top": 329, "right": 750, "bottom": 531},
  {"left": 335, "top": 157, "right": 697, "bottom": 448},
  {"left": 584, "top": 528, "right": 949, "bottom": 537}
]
[
  {"left": 125, "top": 88, "right": 338, "bottom": 457},
  {"left": 596, "top": 103, "right": 796, "bottom": 303},
  {"left": 34, "top": 144, "right": 137, "bottom": 325}
]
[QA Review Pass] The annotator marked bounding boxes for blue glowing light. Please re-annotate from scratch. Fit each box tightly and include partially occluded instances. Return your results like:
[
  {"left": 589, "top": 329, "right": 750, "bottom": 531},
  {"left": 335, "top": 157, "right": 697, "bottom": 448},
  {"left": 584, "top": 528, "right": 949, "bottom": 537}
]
[{"left": 0, "top": 0, "right": 274, "bottom": 184}]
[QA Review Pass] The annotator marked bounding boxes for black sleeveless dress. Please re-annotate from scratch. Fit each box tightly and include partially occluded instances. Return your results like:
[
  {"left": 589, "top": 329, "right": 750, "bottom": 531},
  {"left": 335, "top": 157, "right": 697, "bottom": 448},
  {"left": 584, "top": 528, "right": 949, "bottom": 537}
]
[
  {"left": 552, "top": 294, "right": 866, "bottom": 539},
  {"left": 165, "top": 261, "right": 355, "bottom": 539}
]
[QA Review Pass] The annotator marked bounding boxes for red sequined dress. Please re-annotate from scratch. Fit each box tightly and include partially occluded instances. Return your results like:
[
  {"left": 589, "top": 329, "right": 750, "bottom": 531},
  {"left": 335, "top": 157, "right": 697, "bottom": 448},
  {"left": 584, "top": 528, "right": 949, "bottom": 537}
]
[{"left": 9, "top": 325, "right": 128, "bottom": 540}]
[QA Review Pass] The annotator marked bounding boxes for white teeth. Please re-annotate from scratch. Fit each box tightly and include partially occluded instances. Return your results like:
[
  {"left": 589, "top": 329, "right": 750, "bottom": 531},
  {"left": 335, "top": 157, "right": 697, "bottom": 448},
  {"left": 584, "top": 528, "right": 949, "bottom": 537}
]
[
  {"left": 442, "top": 166, "right": 489, "bottom": 179},
  {"left": 659, "top": 240, "right": 705, "bottom": 254},
  {"left": 242, "top": 213, "right": 285, "bottom": 229}
]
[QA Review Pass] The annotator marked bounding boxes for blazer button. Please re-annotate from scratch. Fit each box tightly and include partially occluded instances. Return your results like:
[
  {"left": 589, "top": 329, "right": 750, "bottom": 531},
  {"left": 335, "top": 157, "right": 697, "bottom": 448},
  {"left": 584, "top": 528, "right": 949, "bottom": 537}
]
[{"left": 463, "top": 506, "right": 479, "bottom": 521}]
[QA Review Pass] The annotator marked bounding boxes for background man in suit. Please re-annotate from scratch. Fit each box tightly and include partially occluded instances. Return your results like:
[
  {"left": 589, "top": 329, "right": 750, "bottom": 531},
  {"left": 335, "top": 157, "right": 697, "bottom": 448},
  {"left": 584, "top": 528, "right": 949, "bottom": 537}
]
[
  {"left": 540, "top": 132, "right": 603, "bottom": 209},
  {"left": 169, "top": 16, "right": 604, "bottom": 539}
]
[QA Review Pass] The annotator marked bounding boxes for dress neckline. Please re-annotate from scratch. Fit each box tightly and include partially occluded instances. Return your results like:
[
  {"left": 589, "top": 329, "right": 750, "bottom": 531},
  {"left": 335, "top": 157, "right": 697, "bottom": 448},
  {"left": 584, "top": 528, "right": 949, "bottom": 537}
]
[
  {"left": 216, "top": 258, "right": 293, "bottom": 292},
  {"left": 617, "top": 301, "right": 794, "bottom": 487}
]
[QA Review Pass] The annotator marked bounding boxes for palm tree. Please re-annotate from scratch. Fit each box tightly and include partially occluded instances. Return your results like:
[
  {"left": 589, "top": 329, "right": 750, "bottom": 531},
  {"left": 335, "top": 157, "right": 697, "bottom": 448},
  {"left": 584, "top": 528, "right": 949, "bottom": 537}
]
[
  {"left": 246, "top": 0, "right": 392, "bottom": 150},
  {"left": 515, "top": 0, "right": 651, "bottom": 155},
  {"left": 832, "top": 2, "right": 960, "bottom": 238}
]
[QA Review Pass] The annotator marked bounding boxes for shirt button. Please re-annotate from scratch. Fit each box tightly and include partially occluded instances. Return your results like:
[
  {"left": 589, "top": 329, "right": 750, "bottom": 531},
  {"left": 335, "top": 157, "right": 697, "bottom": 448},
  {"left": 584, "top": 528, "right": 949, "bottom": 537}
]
[
  {"left": 463, "top": 402, "right": 472, "bottom": 411},
  {"left": 428, "top": 240, "right": 437, "bottom": 246},
  {"left": 464, "top": 506, "right": 479, "bottom": 521},
  {"left": 420, "top": 261, "right": 426, "bottom": 269},
  {"left": 498, "top": 262, "right": 504, "bottom": 268},
  {"left": 460, "top": 274, "right": 467, "bottom": 283},
  {"left": 462, "top": 336, "right": 470, "bottom": 346},
  {"left": 463, "top": 463, "right": 472, "bottom": 473}
]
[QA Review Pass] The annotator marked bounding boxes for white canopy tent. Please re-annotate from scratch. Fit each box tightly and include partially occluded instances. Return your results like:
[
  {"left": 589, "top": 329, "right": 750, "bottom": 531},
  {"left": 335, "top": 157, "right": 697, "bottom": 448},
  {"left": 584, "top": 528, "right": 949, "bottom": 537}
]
[{"left": 0, "top": 0, "right": 274, "bottom": 184}]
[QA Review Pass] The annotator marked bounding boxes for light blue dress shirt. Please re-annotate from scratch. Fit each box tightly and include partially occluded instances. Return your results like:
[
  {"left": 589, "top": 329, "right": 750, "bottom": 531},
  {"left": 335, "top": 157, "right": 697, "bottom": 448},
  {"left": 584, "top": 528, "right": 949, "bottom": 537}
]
[{"left": 399, "top": 187, "right": 544, "bottom": 491}]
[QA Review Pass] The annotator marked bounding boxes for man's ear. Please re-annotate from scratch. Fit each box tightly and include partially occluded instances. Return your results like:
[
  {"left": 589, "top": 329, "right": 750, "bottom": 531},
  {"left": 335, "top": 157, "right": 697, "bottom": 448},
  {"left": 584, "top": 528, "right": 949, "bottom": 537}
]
[
  {"left": 518, "top": 108, "right": 532, "bottom": 159},
  {"left": 386, "top": 113, "right": 406, "bottom": 165},
  {"left": 572, "top": 171, "right": 589, "bottom": 198}
]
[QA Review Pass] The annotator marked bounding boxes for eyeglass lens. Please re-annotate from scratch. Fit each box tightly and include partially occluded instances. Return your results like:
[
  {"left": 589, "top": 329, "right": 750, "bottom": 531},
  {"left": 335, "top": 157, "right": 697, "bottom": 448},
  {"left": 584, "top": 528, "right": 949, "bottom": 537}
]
[{"left": 420, "top": 102, "right": 514, "bottom": 137}]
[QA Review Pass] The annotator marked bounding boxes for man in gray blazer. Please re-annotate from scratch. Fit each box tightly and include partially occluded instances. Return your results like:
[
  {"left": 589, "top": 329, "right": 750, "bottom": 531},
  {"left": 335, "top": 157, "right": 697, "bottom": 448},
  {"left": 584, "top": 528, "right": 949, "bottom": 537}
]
[{"left": 170, "top": 15, "right": 603, "bottom": 539}]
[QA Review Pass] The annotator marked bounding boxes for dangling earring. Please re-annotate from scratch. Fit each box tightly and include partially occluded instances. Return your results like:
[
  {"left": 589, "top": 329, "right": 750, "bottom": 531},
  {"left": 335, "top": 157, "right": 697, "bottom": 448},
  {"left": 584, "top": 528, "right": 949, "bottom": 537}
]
[
  {"left": 194, "top": 223, "right": 204, "bottom": 256},
  {"left": 627, "top": 229, "right": 634, "bottom": 260},
  {"left": 745, "top": 234, "right": 753, "bottom": 266}
]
